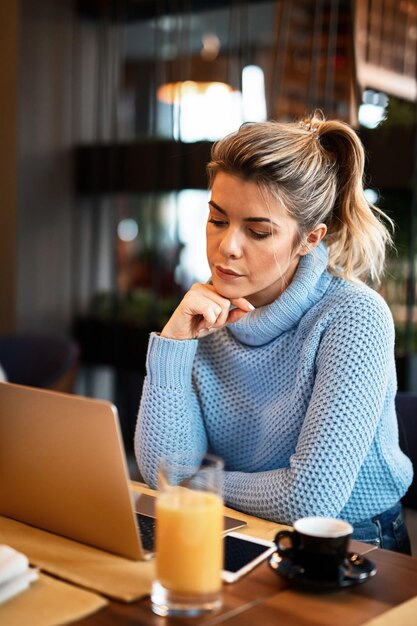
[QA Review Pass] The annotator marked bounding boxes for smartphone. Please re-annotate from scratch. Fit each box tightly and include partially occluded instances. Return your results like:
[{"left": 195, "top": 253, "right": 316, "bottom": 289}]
[{"left": 222, "top": 532, "right": 276, "bottom": 583}]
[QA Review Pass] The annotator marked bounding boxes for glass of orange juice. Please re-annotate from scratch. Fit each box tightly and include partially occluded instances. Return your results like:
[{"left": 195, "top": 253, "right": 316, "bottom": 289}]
[{"left": 151, "top": 453, "right": 224, "bottom": 617}]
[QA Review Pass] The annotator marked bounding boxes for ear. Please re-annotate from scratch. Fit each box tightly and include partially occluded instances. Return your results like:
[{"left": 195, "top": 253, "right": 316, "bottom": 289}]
[{"left": 299, "top": 223, "right": 327, "bottom": 256}]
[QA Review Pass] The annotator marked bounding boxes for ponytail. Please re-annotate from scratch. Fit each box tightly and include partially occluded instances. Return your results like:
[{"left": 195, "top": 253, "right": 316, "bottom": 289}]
[{"left": 316, "top": 118, "right": 393, "bottom": 284}]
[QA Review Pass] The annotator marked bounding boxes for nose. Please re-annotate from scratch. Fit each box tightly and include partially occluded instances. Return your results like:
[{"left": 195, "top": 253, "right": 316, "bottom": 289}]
[{"left": 218, "top": 227, "right": 243, "bottom": 258}]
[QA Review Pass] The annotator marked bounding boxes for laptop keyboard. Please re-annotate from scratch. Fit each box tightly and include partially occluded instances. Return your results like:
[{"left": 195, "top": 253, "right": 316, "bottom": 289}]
[{"left": 136, "top": 513, "right": 156, "bottom": 552}]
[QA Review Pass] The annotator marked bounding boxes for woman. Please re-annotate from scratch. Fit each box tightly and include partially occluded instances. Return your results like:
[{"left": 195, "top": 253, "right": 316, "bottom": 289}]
[{"left": 135, "top": 114, "right": 413, "bottom": 553}]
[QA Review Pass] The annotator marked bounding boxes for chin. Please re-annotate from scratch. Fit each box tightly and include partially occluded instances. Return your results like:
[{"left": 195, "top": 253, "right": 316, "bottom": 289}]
[{"left": 211, "top": 279, "right": 249, "bottom": 301}]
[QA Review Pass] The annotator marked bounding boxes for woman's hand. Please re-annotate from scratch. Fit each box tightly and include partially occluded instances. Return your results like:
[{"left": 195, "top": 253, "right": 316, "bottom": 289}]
[{"left": 161, "top": 283, "right": 255, "bottom": 340}]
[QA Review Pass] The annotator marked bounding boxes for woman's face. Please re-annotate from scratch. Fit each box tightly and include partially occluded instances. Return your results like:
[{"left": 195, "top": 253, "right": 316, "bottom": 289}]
[{"left": 206, "top": 171, "right": 304, "bottom": 308}]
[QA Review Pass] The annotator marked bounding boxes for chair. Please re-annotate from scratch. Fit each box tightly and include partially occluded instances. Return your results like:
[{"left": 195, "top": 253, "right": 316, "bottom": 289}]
[
  {"left": 0, "top": 333, "right": 80, "bottom": 393},
  {"left": 396, "top": 392, "right": 417, "bottom": 510}
]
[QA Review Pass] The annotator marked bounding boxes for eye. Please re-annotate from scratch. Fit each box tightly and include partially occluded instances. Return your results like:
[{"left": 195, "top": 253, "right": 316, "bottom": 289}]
[
  {"left": 249, "top": 229, "right": 272, "bottom": 240},
  {"left": 208, "top": 218, "right": 227, "bottom": 228}
]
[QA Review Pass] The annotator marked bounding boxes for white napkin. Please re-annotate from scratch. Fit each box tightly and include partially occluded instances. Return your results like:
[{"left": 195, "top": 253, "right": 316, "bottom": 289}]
[{"left": 0, "top": 545, "right": 38, "bottom": 604}]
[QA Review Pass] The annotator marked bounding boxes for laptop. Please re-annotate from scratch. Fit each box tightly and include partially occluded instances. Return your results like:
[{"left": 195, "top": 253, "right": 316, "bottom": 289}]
[{"left": 0, "top": 382, "right": 246, "bottom": 560}]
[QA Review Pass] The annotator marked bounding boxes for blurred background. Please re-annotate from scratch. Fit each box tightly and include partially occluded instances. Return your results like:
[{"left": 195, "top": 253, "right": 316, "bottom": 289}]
[{"left": 1, "top": 0, "right": 417, "bottom": 469}]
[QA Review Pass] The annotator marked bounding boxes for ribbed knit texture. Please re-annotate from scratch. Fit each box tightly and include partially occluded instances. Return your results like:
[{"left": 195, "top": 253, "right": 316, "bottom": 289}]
[{"left": 135, "top": 244, "right": 413, "bottom": 525}]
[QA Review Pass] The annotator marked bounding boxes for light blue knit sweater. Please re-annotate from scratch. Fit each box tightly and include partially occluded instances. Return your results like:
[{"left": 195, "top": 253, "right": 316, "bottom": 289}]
[{"left": 135, "top": 243, "right": 413, "bottom": 524}]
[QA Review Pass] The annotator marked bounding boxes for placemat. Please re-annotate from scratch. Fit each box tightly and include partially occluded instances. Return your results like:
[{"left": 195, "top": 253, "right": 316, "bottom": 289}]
[
  {"left": 362, "top": 595, "right": 417, "bottom": 626},
  {"left": 0, "top": 571, "right": 107, "bottom": 626},
  {"left": 0, "top": 515, "right": 154, "bottom": 602}
]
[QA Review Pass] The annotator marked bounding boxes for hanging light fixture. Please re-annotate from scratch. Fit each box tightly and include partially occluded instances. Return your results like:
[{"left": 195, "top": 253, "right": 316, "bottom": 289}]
[
  {"left": 156, "top": 25, "right": 234, "bottom": 105},
  {"left": 156, "top": 79, "right": 233, "bottom": 105},
  {"left": 155, "top": 25, "right": 240, "bottom": 142}
]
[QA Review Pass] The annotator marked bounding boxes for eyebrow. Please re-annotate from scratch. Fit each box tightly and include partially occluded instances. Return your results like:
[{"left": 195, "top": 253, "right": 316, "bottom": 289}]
[{"left": 208, "top": 200, "right": 278, "bottom": 227}]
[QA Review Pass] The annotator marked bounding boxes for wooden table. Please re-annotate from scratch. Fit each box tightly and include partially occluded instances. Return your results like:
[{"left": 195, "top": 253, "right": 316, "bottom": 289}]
[
  {"left": 71, "top": 487, "right": 417, "bottom": 626},
  {"left": 72, "top": 546, "right": 417, "bottom": 626}
]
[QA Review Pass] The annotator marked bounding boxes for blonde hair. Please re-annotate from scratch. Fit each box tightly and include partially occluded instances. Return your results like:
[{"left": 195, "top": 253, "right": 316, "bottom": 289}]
[{"left": 207, "top": 113, "right": 393, "bottom": 284}]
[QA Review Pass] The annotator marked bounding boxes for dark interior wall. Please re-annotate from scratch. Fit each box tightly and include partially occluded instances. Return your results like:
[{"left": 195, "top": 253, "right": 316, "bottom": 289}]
[
  {"left": 0, "top": 0, "right": 19, "bottom": 334},
  {"left": 16, "top": 0, "right": 75, "bottom": 333}
]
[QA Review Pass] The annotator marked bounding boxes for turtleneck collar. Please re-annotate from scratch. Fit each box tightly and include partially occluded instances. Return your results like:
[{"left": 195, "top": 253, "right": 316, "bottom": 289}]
[{"left": 227, "top": 242, "right": 332, "bottom": 346}]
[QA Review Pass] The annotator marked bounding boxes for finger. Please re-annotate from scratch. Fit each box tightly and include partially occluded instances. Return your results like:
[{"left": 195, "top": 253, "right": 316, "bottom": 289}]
[
  {"left": 191, "top": 302, "right": 222, "bottom": 333},
  {"left": 194, "top": 299, "right": 231, "bottom": 333},
  {"left": 195, "top": 284, "right": 233, "bottom": 312},
  {"left": 202, "top": 303, "right": 223, "bottom": 327},
  {"left": 227, "top": 308, "right": 253, "bottom": 325},
  {"left": 192, "top": 293, "right": 231, "bottom": 328},
  {"left": 229, "top": 297, "right": 255, "bottom": 312},
  {"left": 211, "top": 303, "right": 232, "bottom": 328},
  {"left": 196, "top": 327, "right": 218, "bottom": 338}
]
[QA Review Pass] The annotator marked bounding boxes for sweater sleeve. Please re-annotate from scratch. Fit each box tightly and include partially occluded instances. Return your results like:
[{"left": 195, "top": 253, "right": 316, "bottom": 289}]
[
  {"left": 134, "top": 333, "right": 208, "bottom": 487},
  {"left": 222, "top": 292, "right": 397, "bottom": 523}
]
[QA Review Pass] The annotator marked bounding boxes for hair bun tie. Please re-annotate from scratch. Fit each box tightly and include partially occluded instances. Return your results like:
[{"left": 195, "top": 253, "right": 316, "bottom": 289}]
[{"left": 300, "top": 119, "right": 319, "bottom": 134}]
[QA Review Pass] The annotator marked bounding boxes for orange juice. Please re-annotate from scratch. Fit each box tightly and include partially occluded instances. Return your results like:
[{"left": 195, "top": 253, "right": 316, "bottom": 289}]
[{"left": 156, "top": 486, "right": 223, "bottom": 594}]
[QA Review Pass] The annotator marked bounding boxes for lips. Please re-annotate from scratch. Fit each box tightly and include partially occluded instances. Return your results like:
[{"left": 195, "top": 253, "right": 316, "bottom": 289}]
[{"left": 215, "top": 266, "right": 243, "bottom": 280}]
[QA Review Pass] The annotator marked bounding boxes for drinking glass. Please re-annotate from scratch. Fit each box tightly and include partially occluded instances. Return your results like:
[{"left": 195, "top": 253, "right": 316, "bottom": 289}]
[{"left": 151, "top": 453, "right": 224, "bottom": 617}]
